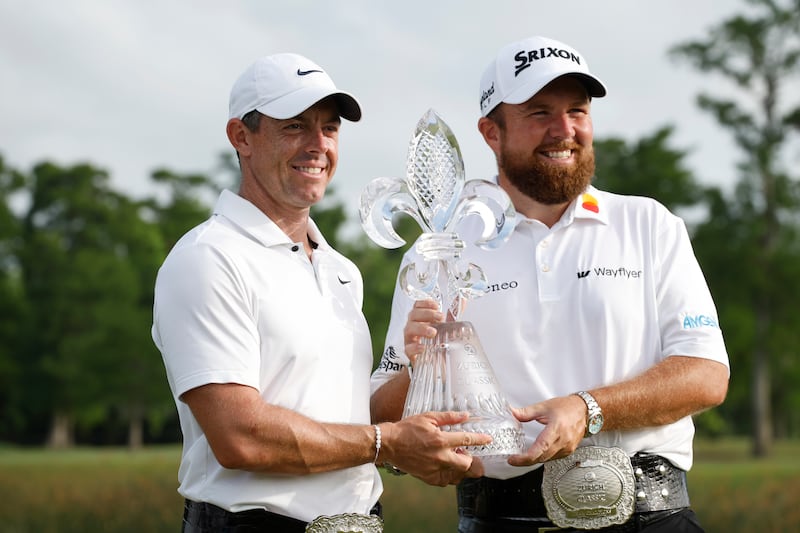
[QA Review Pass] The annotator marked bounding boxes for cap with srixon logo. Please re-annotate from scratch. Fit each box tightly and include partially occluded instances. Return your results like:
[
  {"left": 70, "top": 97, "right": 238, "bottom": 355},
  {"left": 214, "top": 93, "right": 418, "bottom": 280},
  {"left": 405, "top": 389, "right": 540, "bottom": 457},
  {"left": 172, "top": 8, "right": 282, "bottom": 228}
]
[
  {"left": 229, "top": 53, "right": 362, "bottom": 122},
  {"left": 479, "top": 36, "right": 607, "bottom": 117}
]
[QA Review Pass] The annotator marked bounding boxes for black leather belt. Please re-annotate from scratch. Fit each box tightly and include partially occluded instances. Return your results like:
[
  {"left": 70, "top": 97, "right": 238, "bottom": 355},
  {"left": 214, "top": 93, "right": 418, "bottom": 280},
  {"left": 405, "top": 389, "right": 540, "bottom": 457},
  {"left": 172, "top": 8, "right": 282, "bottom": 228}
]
[
  {"left": 182, "top": 499, "right": 382, "bottom": 533},
  {"left": 457, "top": 453, "right": 690, "bottom": 525}
]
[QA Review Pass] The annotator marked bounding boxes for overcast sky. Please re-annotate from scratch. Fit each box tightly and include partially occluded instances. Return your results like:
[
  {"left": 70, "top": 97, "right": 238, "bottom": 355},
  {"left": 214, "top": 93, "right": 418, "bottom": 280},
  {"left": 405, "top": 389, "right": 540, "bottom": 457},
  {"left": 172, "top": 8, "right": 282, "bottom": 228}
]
[{"left": 1, "top": 0, "right": 753, "bottom": 229}]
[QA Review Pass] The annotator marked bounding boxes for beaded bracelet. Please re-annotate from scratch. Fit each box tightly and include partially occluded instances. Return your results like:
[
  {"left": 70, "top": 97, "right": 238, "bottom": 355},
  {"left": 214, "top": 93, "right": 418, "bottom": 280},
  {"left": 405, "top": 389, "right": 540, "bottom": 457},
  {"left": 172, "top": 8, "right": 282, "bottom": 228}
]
[{"left": 372, "top": 424, "right": 382, "bottom": 464}]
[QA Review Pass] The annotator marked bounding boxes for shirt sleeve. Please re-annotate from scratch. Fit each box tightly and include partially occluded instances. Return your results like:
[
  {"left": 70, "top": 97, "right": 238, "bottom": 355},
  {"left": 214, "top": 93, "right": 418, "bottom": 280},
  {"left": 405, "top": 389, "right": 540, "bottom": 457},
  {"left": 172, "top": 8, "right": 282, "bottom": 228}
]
[
  {"left": 152, "top": 242, "right": 261, "bottom": 400},
  {"left": 655, "top": 212, "right": 730, "bottom": 372}
]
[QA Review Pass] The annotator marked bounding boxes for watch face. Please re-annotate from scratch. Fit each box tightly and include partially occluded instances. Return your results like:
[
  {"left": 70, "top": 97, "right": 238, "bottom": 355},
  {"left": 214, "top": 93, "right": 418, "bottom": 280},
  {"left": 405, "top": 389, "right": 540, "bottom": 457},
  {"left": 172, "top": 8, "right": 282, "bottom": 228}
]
[{"left": 588, "top": 414, "right": 604, "bottom": 435}]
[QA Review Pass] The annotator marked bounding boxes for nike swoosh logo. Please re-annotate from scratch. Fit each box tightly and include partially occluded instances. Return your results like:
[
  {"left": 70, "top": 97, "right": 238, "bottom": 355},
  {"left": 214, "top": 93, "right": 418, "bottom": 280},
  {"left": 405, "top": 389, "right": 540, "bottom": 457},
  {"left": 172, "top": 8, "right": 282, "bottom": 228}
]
[
  {"left": 338, "top": 275, "right": 351, "bottom": 285},
  {"left": 297, "top": 68, "right": 323, "bottom": 76}
]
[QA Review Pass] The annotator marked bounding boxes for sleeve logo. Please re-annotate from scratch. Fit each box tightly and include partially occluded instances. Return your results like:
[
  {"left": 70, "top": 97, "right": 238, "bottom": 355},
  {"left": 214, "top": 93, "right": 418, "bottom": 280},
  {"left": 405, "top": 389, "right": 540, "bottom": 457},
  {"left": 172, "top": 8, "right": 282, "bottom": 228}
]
[{"left": 681, "top": 313, "right": 720, "bottom": 329}]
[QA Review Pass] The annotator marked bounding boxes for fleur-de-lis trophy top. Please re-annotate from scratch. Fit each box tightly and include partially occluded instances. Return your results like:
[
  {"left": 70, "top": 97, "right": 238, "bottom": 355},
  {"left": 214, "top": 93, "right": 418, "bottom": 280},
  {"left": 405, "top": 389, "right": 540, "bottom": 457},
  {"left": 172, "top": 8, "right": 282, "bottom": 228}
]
[{"left": 359, "top": 109, "right": 517, "bottom": 318}]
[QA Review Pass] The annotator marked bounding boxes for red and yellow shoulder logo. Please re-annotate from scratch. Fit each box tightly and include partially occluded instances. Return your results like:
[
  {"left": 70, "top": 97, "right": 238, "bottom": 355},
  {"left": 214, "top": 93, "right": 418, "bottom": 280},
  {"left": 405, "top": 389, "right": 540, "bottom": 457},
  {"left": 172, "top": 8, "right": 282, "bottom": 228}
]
[{"left": 581, "top": 193, "right": 599, "bottom": 213}]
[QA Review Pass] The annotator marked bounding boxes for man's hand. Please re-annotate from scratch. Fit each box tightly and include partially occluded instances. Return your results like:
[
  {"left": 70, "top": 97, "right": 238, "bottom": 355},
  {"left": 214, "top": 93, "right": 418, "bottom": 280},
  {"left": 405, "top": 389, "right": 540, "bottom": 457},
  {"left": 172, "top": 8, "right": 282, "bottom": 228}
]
[
  {"left": 506, "top": 395, "right": 586, "bottom": 466},
  {"left": 382, "top": 411, "right": 491, "bottom": 486},
  {"left": 403, "top": 299, "right": 443, "bottom": 365}
]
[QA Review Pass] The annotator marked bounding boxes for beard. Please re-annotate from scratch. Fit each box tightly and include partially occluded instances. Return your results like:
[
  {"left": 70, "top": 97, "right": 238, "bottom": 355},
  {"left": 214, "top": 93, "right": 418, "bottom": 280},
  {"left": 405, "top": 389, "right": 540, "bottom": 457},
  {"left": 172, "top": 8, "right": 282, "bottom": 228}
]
[{"left": 498, "top": 140, "right": 596, "bottom": 205}]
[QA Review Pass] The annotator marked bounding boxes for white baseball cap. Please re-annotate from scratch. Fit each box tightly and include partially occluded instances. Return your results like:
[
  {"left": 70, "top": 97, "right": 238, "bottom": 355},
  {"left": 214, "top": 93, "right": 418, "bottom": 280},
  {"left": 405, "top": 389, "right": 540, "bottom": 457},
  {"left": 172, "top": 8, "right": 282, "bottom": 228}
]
[
  {"left": 479, "top": 36, "right": 606, "bottom": 117},
  {"left": 228, "top": 53, "right": 362, "bottom": 121}
]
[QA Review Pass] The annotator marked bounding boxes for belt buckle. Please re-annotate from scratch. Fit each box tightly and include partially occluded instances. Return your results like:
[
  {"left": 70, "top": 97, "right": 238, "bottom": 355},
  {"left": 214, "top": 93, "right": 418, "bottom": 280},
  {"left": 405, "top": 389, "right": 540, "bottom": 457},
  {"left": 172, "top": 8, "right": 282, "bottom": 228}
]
[
  {"left": 305, "top": 512, "right": 383, "bottom": 533},
  {"left": 542, "top": 446, "right": 635, "bottom": 530}
]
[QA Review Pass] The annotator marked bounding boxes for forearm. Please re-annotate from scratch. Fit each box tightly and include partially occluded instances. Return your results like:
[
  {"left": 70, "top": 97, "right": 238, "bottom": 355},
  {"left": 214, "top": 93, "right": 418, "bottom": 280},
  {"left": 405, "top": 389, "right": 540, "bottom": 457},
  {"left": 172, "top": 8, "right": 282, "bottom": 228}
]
[
  {"left": 509, "top": 355, "right": 729, "bottom": 466},
  {"left": 184, "top": 383, "right": 378, "bottom": 475},
  {"left": 370, "top": 372, "right": 410, "bottom": 423},
  {"left": 592, "top": 355, "right": 729, "bottom": 431},
  {"left": 233, "top": 409, "right": 378, "bottom": 474},
  {"left": 185, "top": 380, "right": 487, "bottom": 485}
]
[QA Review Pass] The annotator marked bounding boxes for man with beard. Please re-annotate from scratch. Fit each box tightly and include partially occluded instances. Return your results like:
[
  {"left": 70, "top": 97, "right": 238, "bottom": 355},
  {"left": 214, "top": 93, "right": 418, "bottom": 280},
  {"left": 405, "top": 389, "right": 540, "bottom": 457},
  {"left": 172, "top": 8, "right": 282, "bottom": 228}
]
[{"left": 369, "top": 36, "right": 730, "bottom": 532}]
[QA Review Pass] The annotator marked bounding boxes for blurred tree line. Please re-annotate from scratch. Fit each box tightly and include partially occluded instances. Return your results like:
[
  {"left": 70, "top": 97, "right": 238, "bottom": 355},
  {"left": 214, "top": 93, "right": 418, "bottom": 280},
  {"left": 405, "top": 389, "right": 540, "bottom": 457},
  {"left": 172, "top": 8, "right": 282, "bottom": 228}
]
[{"left": 0, "top": 0, "right": 798, "bottom": 455}]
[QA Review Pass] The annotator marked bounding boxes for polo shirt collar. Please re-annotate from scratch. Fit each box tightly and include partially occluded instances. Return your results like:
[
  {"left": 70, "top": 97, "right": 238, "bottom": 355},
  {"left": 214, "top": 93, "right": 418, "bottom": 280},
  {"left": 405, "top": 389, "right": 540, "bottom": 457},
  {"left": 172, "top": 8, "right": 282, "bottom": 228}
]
[
  {"left": 513, "top": 184, "right": 609, "bottom": 230},
  {"left": 563, "top": 185, "right": 609, "bottom": 226},
  {"left": 213, "top": 189, "right": 331, "bottom": 250},
  {"left": 485, "top": 176, "right": 609, "bottom": 228}
]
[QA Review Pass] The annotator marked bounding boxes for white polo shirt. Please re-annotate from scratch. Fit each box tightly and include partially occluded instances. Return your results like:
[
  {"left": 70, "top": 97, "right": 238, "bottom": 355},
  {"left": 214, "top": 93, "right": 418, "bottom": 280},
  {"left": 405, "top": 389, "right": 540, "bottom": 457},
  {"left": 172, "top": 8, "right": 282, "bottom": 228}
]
[
  {"left": 372, "top": 185, "right": 729, "bottom": 479},
  {"left": 152, "top": 189, "right": 381, "bottom": 522}
]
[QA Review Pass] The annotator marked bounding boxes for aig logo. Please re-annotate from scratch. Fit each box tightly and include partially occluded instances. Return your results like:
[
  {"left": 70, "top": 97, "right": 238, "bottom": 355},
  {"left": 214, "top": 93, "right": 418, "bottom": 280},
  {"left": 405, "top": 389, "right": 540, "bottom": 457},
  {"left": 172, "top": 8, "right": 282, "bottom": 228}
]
[{"left": 681, "top": 314, "right": 719, "bottom": 329}]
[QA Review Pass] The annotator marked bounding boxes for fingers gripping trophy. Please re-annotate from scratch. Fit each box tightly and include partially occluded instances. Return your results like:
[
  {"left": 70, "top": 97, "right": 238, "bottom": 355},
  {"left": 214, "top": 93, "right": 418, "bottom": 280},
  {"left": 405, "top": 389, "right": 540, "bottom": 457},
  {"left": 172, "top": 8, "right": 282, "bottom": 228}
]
[{"left": 360, "top": 109, "right": 525, "bottom": 463}]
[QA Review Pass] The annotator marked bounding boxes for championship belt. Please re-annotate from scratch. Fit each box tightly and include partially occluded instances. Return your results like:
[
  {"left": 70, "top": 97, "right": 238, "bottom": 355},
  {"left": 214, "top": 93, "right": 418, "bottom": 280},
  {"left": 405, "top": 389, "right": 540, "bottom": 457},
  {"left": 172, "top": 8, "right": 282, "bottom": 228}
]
[
  {"left": 305, "top": 512, "right": 383, "bottom": 533},
  {"left": 542, "top": 446, "right": 635, "bottom": 530}
]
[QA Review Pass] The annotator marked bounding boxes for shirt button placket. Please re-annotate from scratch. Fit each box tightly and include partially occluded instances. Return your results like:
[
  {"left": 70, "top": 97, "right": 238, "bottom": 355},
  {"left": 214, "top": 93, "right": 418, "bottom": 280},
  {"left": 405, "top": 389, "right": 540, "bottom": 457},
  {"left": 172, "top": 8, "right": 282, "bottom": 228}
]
[
  {"left": 539, "top": 238, "right": 550, "bottom": 272},
  {"left": 538, "top": 238, "right": 558, "bottom": 300}
]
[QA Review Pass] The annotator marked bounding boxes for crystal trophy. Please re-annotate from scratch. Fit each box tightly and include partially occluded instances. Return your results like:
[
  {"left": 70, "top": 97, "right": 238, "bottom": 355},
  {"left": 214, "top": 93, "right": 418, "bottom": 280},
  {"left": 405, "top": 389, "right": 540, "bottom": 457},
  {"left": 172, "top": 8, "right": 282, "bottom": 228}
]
[{"left": 359, "top": 109, "right": 525, "bottom": 462}]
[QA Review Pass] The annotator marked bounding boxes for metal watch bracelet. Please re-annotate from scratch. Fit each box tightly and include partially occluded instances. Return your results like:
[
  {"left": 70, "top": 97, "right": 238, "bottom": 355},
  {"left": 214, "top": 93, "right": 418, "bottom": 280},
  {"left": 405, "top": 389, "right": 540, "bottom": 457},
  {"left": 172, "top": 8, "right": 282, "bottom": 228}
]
[{"left": 382, "top": 463, "right": 407, "bottom": 476}]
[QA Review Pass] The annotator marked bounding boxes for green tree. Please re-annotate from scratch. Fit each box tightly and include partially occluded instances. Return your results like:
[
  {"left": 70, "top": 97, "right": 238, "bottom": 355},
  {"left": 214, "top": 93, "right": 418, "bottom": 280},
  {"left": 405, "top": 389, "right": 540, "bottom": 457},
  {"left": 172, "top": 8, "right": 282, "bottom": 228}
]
[
  {"left": 15, "top": 162, "right": 172, "bottom": 447},
  {"left": 593, "top": 126, "right": 702, "bottom": 212},
  {"left": 0, "top": 155, "right": 28, "bottom": 441},
  {"left": 97, "top": 196, "right": 171, "bottom": 449},
  {"left": 671, "top": 0, "right": 800, "bottom": 454},
  {"left": 147, "top": 168, "right": 222, "bottom": 250}
]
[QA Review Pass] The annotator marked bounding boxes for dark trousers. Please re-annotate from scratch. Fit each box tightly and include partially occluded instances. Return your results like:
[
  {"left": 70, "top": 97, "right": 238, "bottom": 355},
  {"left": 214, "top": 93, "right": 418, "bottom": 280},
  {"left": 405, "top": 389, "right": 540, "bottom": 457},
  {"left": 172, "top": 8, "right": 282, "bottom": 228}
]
[
  {"left": 182, "top": 500, "right": 308, "bottom": 532},
  {"left": 182, "top": 499, "right": 382, "bottom": 533},
  {"left": 457, "top": 508, "right": 704, "bottom": 532}
]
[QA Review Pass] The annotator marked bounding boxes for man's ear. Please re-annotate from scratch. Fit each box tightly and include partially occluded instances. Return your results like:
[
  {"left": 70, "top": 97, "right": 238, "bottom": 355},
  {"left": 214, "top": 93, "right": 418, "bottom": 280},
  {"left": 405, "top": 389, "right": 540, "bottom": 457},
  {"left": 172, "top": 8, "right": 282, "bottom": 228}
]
[
  {"left": 478, "top": 116, "right": 501, "bottom": 154},
  {"left": 226, "top": 118, "right": 253, "bottom": 157}
]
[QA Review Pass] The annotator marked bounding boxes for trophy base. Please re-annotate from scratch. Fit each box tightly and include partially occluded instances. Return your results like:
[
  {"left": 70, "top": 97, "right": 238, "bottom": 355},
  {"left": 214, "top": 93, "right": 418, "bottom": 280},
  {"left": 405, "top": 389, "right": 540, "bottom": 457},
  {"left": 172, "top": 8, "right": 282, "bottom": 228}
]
[{"left": 450, "top": 417, "right": 525, "bottom": 460}]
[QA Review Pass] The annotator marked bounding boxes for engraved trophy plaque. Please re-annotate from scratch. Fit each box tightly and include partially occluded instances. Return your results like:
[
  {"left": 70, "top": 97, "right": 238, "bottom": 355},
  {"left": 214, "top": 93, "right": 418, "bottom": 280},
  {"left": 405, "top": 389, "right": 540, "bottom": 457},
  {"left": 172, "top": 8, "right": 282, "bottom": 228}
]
[{"left": 359, "top": 109, "right": 525, "bottom": 462}]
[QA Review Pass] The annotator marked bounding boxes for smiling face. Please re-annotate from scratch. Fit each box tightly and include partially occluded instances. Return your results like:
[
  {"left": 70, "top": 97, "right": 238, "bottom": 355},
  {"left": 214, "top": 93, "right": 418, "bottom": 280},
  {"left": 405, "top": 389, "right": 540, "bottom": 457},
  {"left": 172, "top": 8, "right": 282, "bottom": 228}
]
[
  {"left": 481, "top": 76, "right": 595, "bottom": 206},
  {"left": 228, "top": 97, "right": 341, "bottom": 219}
]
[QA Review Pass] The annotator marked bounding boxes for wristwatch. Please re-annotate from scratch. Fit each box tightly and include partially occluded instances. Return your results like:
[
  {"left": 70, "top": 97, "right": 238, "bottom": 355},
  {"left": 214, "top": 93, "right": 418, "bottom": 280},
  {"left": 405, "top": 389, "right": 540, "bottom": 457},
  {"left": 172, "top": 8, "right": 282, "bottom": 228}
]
[
  {"left": 575, "top": 391, "right": 604, "bottom": 437},
  {"left": 382, "top": 462, "right": 407, "bottom": 476}
]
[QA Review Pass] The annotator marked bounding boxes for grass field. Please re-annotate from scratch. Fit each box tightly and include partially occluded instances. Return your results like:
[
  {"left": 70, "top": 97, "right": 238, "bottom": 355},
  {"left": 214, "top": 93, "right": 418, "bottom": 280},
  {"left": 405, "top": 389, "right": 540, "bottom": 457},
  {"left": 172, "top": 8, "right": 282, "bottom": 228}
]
[{"left": 0, "top": 438, "right": 798, "bottom": 532}]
